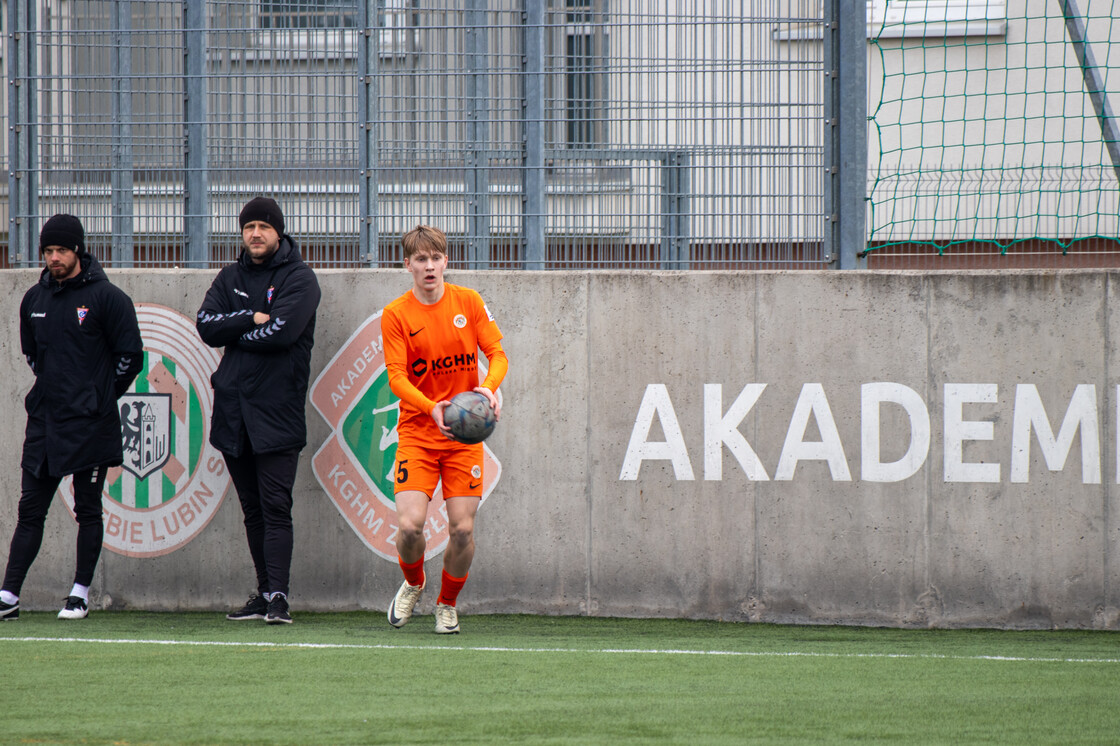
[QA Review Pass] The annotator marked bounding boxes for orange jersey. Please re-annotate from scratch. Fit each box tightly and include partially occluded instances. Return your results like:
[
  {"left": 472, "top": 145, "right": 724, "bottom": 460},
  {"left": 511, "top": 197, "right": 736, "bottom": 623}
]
[{"left": 381, "top": 283, "right": 507, "bottom": 448}]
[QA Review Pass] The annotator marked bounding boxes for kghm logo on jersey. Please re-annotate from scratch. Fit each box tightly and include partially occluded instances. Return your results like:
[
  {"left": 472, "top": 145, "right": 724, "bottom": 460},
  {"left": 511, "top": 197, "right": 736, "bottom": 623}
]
[
  {"left": 61, "top": 304, "right": 229, "bottom": 557},
  {"left": 410, "top": 351, "right": 477, "bottom": 380},
  {"left": 310, "top": 310, "right": 502, "bottom": 561}
]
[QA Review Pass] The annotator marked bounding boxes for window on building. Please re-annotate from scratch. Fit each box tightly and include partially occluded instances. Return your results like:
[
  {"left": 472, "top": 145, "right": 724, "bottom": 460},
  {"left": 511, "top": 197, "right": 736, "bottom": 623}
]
[
  {"left": 870, "top": 0, "right": 1007, "bottom": 38},
  {"left": 564, "top": 0, "right": 608, "bottom": 148},
  {"left": 773, "top": 0, "right": 1006, "bottom": 40},
  {"left": 255, "top": 0, "right": 411, "bottom": 54},
  {"left": 259, "top": 0, "right": 358, "bottom": 29}
]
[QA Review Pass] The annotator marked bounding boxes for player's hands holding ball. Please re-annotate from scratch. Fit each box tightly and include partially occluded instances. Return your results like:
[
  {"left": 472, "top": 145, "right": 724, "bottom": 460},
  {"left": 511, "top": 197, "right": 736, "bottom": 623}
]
[
  {"left": 473, "top": 386, "right": 500, "bottom": 419},
  {"left": 433, "top": 386, "right": 500, "bottom": 444}
]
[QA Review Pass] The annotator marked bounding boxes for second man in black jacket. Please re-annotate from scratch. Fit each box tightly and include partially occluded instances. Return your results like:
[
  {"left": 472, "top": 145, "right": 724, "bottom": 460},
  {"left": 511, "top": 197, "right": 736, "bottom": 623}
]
[{"left": 196, "top": 197, "right": 321, "bottom": 625}]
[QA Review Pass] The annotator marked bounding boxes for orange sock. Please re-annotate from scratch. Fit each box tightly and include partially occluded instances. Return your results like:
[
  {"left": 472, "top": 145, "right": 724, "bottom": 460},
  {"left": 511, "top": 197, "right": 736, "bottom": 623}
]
[
  {"left": 437, "top": 569, "right": 468, "bottom": 607},
  {"left": 399, "top": 556, "right": 425, "bottom": 587}
]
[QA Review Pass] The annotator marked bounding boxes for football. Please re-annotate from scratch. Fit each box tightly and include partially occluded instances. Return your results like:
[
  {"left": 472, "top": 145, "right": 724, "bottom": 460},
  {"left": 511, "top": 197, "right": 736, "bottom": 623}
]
[{"left": 444, "top": 391, "right": 497, "bottom": 444}]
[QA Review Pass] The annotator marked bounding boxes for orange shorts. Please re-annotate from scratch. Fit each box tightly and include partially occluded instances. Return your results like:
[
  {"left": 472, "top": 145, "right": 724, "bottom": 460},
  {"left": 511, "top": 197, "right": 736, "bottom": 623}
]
[{"left": 392, "top": 442, "right": 484, "bottom": 499}]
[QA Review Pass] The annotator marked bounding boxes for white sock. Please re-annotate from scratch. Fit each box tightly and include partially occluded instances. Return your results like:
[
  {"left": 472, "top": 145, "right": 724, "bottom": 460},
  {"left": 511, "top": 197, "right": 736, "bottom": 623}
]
[
  {"left": 0, "top": 590, "right": 17, "bottom": 605},
  {"left": 70, "top": 584, "right": 90, "bottom": 602}
]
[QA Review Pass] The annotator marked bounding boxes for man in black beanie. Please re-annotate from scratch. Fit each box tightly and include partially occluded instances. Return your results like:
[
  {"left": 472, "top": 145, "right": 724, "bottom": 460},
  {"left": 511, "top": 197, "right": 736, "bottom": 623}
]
[
  {"left": 196, "top": 197, "right": 320, "bottom": 624},
  {"left": 0, "top": 214, "right": 143, "bottom": 621}
]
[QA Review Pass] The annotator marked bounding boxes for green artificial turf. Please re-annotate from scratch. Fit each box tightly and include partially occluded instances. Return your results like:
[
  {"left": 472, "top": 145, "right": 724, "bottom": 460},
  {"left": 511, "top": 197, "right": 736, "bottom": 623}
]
[{"left": 1, "top": 612, "right": 1117, "bottom": 744}]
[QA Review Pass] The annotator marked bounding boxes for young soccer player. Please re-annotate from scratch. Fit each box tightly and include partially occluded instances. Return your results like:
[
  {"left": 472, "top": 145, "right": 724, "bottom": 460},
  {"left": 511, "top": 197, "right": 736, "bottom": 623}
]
[{"left": 380, "top": 225, "right": 508, "bottom": 634}]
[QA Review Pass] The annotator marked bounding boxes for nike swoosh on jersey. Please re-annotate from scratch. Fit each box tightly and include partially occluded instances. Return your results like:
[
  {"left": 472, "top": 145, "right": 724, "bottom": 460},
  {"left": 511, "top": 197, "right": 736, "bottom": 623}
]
[{"left": 409, "top": 327, "right": 424, "bottom": 337}]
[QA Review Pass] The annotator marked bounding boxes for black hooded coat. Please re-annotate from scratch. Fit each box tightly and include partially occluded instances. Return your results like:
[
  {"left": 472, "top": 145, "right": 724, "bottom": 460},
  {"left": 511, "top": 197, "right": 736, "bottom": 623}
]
[
  {"left": 20, "top": 252, "right": 143, "bottom": 477},
  {"left": 196, "top": 235, "right": 320, "bottom": 456}
]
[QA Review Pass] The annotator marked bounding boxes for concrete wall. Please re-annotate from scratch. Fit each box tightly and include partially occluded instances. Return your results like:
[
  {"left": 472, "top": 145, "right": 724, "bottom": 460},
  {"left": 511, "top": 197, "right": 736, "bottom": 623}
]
[{"left": 1, "top": 268, "right": 1117, "bottom": 629}]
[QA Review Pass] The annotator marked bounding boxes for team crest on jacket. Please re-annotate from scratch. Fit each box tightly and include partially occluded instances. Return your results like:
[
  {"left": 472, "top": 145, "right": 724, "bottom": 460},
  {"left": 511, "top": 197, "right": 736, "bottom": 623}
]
[
  {"left": 76, "top": 306, "right": 88, "bottom": 325},
  {"left": 267, "top": 285, "right": 275, "bottom": 304},
  {"left": 61, "top": 304, "right": 229, "bottom": 557},
  {"left": 309, "top": 310, "right": 502, "bottom": 561}
]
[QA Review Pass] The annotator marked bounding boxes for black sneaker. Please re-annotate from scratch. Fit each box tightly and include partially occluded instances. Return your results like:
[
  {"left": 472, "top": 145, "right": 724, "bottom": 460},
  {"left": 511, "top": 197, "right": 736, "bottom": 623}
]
[
  {"left": 226, "top": 592, "right": 268, "bottom": 621},
  {"left": 265, "top": 594, "right": 292, "bottom": 625},
  {"left": 58, "top": 596, "right": 88, "bottom": 620},
  {"left": 0, "top": 599, "right": 18, "bottom": 620}
]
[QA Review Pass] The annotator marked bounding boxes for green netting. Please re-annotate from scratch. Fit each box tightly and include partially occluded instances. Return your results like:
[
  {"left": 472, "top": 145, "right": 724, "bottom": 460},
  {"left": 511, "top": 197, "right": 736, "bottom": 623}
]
[{"left": 868, "top": 3, "right": 1120, "bottom": 255}]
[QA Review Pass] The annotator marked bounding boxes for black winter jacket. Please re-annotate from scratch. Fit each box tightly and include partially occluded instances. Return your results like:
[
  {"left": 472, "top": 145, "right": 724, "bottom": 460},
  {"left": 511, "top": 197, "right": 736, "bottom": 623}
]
[
  {"left": 21, "top": 253, "right": 143, "bottom": 477},
  {"left": 196, "top": 236, "right": 320, "bottom": 456}
]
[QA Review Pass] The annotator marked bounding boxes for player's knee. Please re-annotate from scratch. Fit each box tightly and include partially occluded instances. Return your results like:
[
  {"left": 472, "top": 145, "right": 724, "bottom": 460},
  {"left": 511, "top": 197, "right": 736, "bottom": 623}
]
[
  {"left": 448, "top": 522, "right": 474, "bottom": 546},
  {"left": 73, "top": 507, "right": 103, "bottom": 525},
  {"left": 396, "top": 521, "right": 425, "bottom": 545}
]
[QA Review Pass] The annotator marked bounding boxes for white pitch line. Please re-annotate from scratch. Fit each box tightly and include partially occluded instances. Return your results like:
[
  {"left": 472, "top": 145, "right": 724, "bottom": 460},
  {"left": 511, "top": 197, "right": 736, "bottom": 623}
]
[{"left": 1, "top": 636, "right": 1119, "bottom": 664}]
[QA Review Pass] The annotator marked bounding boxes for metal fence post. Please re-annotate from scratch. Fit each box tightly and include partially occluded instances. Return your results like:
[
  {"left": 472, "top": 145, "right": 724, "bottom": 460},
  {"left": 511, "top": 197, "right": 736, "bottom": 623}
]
[
  {"left": 112, "top": 0, "right": 135, "bottom": 267},
  {"left": 359, "top": 0, "right": 381, "bottom": 266},
  {"left": 823, "top": 0, "right": 867, "bottom": 269},
  {"left": 521, "top": 0, "right": 545, "bottom": 270},
  {"left": 660, "top": 151, "right": 690, "bottom": 269},
  {"left": 1059, "top": 0, "right": 1120, "bottom": 187},
  {"left": 465, "top": 0, "right": 490, "bottom": 268},
  {"left": 183, "top": 0, "right": 209, "bottom": 267},
  {"left": 8, "top": 0, "right": 37, "bottom": 267}
]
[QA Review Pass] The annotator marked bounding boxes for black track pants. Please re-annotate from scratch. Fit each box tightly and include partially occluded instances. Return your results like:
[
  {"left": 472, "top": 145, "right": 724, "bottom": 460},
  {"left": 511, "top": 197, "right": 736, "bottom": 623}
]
[
  {"left": 2, "top": 466, "right": 109, "bottom": 595},
  {"left": 223, "top": 440, "right": 299, "bottom": 598}
]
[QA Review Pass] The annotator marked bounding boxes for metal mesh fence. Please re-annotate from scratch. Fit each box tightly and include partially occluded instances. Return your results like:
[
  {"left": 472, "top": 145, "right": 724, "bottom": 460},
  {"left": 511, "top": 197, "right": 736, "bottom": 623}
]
[{"left": 3, "top": 0, "right": 828, "bottom": 269}]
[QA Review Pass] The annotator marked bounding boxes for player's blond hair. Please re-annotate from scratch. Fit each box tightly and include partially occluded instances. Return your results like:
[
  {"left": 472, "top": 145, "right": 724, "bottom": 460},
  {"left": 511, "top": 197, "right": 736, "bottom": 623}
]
[{"left": 401, "top": 224, "right": 447, "bottom": 261}]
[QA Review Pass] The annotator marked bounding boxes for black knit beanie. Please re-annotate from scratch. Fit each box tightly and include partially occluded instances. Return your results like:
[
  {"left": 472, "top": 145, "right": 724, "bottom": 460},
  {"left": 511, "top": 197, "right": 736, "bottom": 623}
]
[
  {"left": 239, "top": 197, "right": 285, "bottom": 235},
  {"left": 39, "top": 214, "right": 86, "bottom": 254}
]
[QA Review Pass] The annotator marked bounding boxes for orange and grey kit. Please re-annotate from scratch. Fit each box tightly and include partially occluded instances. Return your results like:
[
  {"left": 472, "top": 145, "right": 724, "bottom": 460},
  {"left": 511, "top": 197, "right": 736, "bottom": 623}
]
[{"left": 381, "top": 281, "right": 508, "bottom": 611}]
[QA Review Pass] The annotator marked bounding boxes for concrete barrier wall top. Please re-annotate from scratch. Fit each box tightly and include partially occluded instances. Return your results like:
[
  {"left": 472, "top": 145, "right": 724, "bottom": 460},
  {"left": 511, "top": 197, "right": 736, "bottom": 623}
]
[{"left": 0, "top": 267, "right": 1115, "bottom": 629}]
